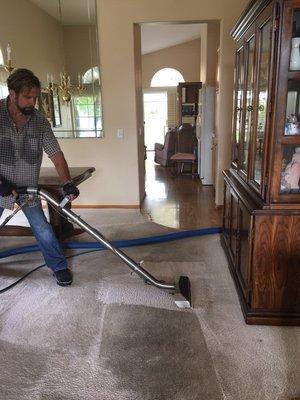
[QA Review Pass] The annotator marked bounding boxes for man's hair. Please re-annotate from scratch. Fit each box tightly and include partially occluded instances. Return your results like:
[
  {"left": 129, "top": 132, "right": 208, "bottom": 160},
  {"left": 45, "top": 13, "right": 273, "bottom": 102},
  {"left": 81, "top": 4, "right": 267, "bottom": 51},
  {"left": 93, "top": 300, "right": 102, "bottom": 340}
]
[{"left": 7, "top": 68, "right": 41, "bottom": 94}]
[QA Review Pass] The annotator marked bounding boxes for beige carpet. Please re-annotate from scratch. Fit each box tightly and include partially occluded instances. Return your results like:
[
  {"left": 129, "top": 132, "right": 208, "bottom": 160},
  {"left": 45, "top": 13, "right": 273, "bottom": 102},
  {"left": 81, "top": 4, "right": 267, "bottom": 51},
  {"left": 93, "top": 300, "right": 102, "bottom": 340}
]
[{"left": 0, "top": 209, "right": 299, "bottom": 400}]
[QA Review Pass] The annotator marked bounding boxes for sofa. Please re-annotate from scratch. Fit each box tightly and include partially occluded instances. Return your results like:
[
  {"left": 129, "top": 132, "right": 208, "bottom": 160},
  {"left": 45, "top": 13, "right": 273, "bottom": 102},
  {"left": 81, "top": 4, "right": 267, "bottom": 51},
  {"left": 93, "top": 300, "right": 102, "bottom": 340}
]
[{"left": 154, "top": 128, "right": 177, "bottom": 166}]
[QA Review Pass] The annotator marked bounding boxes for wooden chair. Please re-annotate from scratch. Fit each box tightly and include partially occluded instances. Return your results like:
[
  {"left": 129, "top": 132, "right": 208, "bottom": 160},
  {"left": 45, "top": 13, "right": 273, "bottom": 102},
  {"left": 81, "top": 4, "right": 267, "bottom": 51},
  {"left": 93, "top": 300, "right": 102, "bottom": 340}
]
[{"left": 170, "top": 152, "right": 197, "bottom": 177}]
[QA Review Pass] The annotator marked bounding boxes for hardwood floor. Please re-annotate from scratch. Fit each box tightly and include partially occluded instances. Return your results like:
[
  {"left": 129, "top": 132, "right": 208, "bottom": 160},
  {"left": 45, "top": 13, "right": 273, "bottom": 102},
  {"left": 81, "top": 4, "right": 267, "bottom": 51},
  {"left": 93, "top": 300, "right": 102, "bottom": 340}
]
[{"left": 141, "top": 152, "right": 223, "bottom": 230}]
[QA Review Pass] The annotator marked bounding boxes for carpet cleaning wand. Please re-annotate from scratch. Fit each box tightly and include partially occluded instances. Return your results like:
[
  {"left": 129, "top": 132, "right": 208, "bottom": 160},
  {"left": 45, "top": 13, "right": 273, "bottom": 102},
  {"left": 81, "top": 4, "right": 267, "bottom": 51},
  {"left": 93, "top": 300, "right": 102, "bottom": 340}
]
[
  {"left": 0, "top": 199, "right": 30, "bottom": 229},
  {"left": 17, "top": 187, "right": 192, "bottom": 308}
]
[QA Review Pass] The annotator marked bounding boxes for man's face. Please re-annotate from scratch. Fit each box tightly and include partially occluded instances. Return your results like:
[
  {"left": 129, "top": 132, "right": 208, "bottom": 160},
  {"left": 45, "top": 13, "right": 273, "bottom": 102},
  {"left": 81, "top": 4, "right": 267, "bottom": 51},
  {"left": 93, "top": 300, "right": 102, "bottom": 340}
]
[{"left": 10, "top": 87, "right": 40, "bottom": 115}]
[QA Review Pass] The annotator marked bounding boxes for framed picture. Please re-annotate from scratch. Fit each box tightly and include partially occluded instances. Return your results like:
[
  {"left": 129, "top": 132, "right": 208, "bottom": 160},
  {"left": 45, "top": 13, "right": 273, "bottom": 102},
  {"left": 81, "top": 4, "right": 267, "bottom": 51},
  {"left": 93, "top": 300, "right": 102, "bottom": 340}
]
[
  {"left": 38, "top": 88, "right": 62, "bottom": 127},
  {"left": 50, "top": 87, "right": 62, "bottom": 127},
  {"left": 38, "top": 89, "right": 51, "bottom": 120}
]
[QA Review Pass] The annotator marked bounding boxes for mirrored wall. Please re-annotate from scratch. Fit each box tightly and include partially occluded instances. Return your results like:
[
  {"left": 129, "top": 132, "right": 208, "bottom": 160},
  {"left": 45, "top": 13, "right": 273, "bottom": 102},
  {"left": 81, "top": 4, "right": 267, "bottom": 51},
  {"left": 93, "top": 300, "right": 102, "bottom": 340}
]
[{"left": 0, "top": 0, "right": 103, "bottom": 138}]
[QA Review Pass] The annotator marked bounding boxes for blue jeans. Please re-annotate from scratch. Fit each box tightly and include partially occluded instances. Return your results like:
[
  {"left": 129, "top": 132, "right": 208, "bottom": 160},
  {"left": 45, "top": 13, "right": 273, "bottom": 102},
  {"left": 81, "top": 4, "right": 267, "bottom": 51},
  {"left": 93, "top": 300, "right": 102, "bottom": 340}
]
[{"left": 0, "top": 204, "right": 67, "bottom": 272}]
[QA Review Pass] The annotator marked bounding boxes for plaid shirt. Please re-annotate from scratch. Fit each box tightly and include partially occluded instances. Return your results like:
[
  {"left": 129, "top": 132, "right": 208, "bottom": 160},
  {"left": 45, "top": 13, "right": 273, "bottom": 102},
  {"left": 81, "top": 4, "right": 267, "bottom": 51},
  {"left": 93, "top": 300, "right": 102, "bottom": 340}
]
[{"left": 0, "top": 97, "right": 62, "bottom": 209}]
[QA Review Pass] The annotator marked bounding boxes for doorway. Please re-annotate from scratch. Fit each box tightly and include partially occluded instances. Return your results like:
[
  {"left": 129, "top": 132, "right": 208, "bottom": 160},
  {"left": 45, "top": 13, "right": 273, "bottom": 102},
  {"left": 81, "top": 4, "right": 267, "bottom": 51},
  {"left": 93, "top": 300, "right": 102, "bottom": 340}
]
[
  {"left": 143, "top": 91, "right": 168, "bottom": 151},
  {"left": 136, "top": 21, "right": 221, "bottom": 227}
]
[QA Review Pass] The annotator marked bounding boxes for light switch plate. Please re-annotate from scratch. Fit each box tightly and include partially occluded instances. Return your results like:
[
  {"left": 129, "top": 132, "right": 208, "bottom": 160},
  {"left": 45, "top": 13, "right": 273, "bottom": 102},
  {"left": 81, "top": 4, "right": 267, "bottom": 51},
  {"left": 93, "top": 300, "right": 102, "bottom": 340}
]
[{"left": 117, "top": 128, "right": 124, "bottom": 139}]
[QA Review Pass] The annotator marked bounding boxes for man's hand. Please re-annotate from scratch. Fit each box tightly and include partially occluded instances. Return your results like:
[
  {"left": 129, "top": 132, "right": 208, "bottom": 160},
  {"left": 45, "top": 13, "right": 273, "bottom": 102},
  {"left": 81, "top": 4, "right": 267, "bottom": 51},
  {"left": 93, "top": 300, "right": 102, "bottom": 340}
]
[
  {"left": 0, "top": 178, "right": 16, "bottom": 197},
  {"left": 62, "top": 181, "right": 80, "bottom": 202}
]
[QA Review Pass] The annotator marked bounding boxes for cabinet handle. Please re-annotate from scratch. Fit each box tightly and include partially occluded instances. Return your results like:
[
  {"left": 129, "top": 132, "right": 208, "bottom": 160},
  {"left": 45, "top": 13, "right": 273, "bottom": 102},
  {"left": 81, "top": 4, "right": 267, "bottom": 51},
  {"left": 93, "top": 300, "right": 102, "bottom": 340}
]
[
  {"left": 258, "top": 104, "right": 264, "bottom": 111},
  {"left": 247, "top": 105, "right": 253, "bottom": 112}
]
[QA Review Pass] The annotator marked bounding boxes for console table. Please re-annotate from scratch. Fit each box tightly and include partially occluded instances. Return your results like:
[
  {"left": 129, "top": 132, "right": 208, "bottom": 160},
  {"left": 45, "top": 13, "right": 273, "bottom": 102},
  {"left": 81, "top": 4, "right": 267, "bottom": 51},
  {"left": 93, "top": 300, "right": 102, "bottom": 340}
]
[{"left": 0, "top": 167, "right": 95, "bottom": 240}]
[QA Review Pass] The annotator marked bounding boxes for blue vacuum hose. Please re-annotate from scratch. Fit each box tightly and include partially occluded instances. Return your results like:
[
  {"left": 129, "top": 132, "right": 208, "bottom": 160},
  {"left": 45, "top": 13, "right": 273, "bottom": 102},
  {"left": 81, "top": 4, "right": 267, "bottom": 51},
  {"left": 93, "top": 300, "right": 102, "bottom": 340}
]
[{"left": 0, "top": 226, "right": 222, "bottom": 260}]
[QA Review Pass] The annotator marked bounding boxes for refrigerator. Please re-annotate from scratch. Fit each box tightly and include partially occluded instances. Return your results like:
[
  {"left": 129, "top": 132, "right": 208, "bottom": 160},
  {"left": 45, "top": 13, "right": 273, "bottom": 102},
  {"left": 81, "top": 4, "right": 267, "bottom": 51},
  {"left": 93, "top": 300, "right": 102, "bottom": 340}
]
[{"left": 196, "top": 85, "right": 215, "bottom": 185}]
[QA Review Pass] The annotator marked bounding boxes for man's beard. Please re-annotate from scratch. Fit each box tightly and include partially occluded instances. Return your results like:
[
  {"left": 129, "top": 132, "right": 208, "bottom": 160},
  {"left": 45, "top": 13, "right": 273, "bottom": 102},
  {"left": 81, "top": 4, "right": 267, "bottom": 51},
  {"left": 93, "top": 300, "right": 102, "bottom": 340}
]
[{"left": 17, "top": 105, "right": 34, "bottom": 115}]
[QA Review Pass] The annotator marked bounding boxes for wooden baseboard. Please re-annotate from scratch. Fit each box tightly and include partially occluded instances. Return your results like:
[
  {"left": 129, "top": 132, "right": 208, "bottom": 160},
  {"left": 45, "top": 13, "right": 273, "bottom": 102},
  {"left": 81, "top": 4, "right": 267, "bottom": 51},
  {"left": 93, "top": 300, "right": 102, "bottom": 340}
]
[
  {"left": 39, "top": 203, "right": 140, "bottom": 209},
  {"left": 71, "top": 204, "right": 140, "bottom": 209}
]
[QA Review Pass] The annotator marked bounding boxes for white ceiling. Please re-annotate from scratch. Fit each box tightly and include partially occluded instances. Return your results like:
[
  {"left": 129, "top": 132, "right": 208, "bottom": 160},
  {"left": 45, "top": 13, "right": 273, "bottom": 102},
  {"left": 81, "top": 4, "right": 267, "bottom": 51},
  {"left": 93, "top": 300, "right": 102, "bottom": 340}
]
[
  {"left": 29, "top": 0, "right": 96, "bottom": 25},
  {"left": 141, "top": 23, "right": 203, "bottom": 55}
]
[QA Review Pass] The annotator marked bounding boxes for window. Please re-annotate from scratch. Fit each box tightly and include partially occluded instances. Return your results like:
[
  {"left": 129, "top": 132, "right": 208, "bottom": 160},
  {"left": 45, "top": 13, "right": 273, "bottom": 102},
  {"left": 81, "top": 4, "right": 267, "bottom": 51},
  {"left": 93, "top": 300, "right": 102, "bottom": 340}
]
[
  {"left": 0, "top": 48, "right": 4, "bottom": 65},
  {"left": 0, "top": 48, "right": 8, "bottom": 99},
  {"left": 70, "top": 66, "right": 102, "bottom": 138},
  {"left": 82, "top": 66, "right": 100, "bottom": 84},
  {"left": 73, "top": 94, "right": 102, "bottom": 138},
  {"left": 151, "top": 68, "right": 185, "bottom": 87},
  {"left": 0, "top": 84, "right": 8, "bottom": 99}
]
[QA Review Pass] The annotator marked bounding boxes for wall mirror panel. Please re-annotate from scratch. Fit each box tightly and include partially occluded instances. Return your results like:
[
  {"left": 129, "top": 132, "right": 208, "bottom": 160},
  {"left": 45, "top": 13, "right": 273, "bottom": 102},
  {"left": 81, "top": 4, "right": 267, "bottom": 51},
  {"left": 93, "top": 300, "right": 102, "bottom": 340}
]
[{"left": 0, "top": 0, "right": 103, "bottom": 138}]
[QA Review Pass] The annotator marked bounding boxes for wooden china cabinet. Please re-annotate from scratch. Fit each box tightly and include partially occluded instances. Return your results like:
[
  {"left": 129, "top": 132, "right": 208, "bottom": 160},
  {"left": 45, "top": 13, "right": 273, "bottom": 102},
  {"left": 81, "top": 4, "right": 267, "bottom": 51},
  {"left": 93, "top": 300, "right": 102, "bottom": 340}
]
[{"left": 221, "top": 0, "right": 300, "bottom": 325}]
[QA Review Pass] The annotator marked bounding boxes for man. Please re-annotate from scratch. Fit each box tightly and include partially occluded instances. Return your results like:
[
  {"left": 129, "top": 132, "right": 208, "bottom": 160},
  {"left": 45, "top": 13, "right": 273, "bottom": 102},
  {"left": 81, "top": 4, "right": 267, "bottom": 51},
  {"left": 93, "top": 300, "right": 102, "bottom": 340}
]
[{"left": 0, "top": 68, "right": 79, "bottom": 286}]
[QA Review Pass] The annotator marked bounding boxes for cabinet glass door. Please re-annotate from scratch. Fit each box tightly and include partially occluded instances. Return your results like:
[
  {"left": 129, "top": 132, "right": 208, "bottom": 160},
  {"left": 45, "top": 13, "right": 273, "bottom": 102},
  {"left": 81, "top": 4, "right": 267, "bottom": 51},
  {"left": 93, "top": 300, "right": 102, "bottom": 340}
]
[
  {"left": 284, "top": 10, "right": 300, "bottom": 137},
  {"left": 242, "top": 36, "right": 255, "bottom": 174},
  {"left": 253, "top": 20, "right": 272, "bottom": 185},
  {"left": 280, "top": 8, "right": 300, "bottom": 195},
  {"left": 232, "top": 47, "right": 244, "bottom": 166}
]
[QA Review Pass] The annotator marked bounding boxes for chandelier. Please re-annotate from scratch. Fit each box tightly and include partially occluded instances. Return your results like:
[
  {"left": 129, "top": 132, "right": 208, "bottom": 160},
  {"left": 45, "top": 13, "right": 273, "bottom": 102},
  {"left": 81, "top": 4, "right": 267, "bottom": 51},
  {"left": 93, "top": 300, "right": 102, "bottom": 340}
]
[
  {"left": 46, "top": 72, "right": 85, "bottom": 103},
  {"left": 1, "top": 44, "right": 14, "bottom": 74},
  {"left": 0, "top": 43, "right": 85, "bottom": 103}
]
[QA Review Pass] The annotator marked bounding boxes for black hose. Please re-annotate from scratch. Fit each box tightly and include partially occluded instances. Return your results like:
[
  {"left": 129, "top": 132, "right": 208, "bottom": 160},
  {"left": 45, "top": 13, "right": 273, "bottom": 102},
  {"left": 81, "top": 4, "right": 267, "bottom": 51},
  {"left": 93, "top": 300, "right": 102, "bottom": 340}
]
[
  {"left": 0, "top": 249, "right": 99, "bottom": 294},
  {"left": 0, "top": 227, "right": 222, "bottom": 294}
]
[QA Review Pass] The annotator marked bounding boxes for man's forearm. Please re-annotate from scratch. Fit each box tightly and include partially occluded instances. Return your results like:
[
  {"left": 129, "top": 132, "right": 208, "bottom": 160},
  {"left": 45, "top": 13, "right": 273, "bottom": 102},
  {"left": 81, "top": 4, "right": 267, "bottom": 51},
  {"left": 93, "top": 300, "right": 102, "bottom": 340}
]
[{"left": 50, "top": 152, "right": 72, "bottom": 183}]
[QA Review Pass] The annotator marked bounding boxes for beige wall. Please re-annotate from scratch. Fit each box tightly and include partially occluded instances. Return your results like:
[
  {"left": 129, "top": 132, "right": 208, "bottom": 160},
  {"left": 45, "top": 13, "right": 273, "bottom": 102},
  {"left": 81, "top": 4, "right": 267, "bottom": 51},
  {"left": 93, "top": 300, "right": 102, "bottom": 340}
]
[
  {"left": 0, "top": 0, "right": 249, "bottom": 207},
  {"left": 207, "top": 21, "right": 220, "bottom": 86},
  {"left": 0, "top": 0, "right": 64, "bottom": 86},
  {"left": 142, "top": 38, "right": 201, "bottom": 132},
  {"left": 92, "top": 0, "right": 248, "bottom": 207},
  {"left": 134, "top": 24, "right": 145, "bottom": 203},
  {"left": 200, "top": 21, "right": 220, "bottom": 86},
  {"left": 205, "top": 21, "right": 220, "bottom": 86},
  {"left": 0, "top": 1, "right": 99, "bottom": 86},
  {"left": 142, "top": 39, "right": 201, "bottom": 88},
  {"left": 0, "top": 0, "right": 140, "bottom": 207},
  {"left": 200, "top": 24, "right": 208, "bottom": 84},
  {"left": 63, "top": 25, "right": 99, "bottom": 82},
  {"left": 0, "top": 0, "right": 101, "bottom": 142}
]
